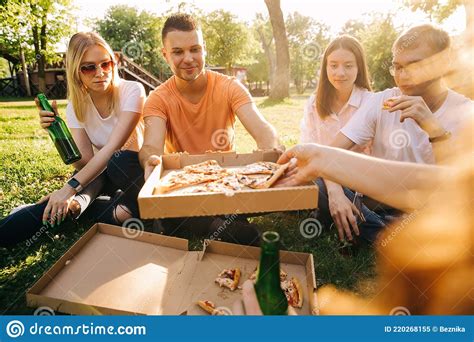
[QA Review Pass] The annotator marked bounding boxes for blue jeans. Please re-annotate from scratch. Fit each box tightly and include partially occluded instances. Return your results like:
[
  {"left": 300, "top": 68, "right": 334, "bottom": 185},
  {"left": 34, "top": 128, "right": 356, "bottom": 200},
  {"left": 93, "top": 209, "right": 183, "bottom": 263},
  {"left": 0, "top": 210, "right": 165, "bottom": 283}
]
[{"left": 314, "top": 178, "right": 400, "bottom": 243}]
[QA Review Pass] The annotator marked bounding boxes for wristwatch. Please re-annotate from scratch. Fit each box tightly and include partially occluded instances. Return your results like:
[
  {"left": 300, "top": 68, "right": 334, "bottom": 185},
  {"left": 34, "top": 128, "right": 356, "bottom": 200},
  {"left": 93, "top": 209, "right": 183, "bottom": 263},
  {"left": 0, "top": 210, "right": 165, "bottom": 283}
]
[
  {"left": 67, "top": 177, "right": 83, "bottom": 193},
  {"left": 429, "top": 131, "right": 451, "bottom": 143}
]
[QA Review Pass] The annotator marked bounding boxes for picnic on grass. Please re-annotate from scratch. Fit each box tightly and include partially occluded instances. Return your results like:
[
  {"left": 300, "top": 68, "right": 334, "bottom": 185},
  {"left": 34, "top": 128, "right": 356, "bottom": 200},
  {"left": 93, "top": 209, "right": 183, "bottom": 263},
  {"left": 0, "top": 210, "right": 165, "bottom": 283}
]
[{"left": 0, "top": 1, "right": 472, "bottom": 318}]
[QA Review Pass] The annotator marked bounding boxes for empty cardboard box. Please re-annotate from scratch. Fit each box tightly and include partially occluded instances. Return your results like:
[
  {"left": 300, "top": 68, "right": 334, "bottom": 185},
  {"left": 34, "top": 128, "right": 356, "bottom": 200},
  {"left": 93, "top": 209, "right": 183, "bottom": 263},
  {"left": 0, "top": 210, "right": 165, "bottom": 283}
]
[{"left": 26, "top": 223, "right": 319, "bottom": 315}]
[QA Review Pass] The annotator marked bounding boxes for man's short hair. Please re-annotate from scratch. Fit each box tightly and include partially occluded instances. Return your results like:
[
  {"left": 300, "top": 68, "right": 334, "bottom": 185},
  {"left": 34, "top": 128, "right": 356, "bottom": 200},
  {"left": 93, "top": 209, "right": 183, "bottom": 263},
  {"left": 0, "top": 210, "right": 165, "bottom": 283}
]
[
  {"left": 162, "top": 13, "right": 201, "bottom": 43},
  {"left": 393, "top": 24, "right": 451, "bottom": 55}
]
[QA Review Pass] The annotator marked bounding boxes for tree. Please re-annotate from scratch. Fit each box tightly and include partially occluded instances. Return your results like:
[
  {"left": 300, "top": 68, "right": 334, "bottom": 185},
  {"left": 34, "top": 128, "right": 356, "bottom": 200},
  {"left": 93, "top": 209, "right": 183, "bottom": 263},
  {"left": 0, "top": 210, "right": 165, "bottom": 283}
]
[
  {"left": 341, "top": 14, "right": 400, "bottom": 91},
  {"left": 286, "top": 12, "right": 330, "bottom": 93},
  {"left": 252, "top": 14, "right": 275, "bottom": 91},
  {"left": 95, "top": 5, "right": 170, "bottom": 79},
  {"left": 264, "top": 0, "right": 290, "bottom": 100},
  {"left": 201, "top": 10, "right": 256, "bottom": 72},
  {"left": 0, "top": 0, "right": 74, "bottom": 93}
]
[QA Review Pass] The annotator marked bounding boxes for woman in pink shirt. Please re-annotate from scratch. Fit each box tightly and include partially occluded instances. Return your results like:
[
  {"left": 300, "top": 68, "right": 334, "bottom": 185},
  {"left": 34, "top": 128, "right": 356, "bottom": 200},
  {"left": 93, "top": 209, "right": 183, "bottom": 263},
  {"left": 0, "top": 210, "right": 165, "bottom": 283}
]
[
  {"left": 301, "top": 35, "right": 372, "bottom": 150},
  {"left": 300, "top": 35, "right": 387, "bottom": 245}
]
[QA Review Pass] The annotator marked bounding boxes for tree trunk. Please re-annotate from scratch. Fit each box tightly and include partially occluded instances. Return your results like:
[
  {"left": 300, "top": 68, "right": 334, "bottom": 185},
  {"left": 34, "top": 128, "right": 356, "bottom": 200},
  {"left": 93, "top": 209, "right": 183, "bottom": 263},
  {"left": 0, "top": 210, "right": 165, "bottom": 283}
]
[
  {"left": 38, "top": 17, "right": 47, "bottom": 94},
  {"left": 19, "top": 43, "right": 31, "bottom": 97},
  {"left": 255, "top": 25, "right": 276, "bottom": 94},
  {"left": 264, "top": 0, "right": 290, "bottom": 100}
]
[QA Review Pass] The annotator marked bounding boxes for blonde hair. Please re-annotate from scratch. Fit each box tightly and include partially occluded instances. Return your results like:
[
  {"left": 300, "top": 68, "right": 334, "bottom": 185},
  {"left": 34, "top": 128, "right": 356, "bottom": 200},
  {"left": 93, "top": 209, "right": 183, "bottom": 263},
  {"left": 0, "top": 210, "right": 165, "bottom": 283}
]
[{"left": 65, "top": 32, "right": 120, "bottom": 122}]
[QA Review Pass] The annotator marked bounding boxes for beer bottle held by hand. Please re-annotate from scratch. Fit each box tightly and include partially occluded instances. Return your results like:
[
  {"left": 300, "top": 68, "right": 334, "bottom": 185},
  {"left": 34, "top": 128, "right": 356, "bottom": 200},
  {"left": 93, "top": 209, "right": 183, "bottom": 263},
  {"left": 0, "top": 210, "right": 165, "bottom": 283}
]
[
  {"left": 37, "top": 93, "right": 81, "bottom": 165},
  {"left": 255, "top": 231, "right": 288, "bottom": 315}
]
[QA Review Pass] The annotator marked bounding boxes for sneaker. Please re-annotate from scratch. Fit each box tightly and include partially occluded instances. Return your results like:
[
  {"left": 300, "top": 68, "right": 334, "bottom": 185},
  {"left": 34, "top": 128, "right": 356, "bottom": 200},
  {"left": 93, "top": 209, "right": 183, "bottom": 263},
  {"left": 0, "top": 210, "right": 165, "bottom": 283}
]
[
  {"left": 9, "top": 203, "right": 34, "bottom": 215},
  {"left": 208, "top": 217, "right": 261, "bottom": 247}
]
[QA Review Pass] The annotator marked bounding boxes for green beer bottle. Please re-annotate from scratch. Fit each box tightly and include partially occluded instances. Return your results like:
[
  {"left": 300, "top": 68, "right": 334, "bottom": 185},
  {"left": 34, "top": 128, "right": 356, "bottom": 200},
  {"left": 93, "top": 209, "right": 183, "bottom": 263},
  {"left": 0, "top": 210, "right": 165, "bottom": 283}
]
[
  {"left": 37, "top": 93, "right": 81, "bottom": 165},
  {"left": 255, "top": 231, "right": 288, "bottom": 315}
]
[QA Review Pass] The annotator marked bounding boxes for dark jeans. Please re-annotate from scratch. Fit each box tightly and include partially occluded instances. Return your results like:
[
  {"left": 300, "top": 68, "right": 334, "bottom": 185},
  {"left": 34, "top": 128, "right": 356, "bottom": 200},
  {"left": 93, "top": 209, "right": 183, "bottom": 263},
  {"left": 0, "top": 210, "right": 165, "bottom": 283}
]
[
  {"left": 314, "top": 178, "right": 402, "bottom": 243},
  {"left": 0, "top": 151, "right": 142, "bottom": 248}
]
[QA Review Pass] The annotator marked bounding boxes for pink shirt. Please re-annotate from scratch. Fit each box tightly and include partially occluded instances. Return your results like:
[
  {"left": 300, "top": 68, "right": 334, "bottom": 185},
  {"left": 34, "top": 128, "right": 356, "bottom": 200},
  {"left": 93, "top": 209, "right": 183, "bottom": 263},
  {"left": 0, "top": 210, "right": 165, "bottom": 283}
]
[{"left": 300, "top": 86, "right": 372, "bottom": 153}]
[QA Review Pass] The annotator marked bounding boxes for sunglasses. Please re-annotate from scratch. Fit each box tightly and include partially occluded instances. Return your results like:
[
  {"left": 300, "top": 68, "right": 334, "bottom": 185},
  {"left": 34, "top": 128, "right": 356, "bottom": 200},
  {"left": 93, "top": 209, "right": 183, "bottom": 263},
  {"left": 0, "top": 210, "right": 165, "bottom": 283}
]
[{"left": 80, "top": 60, "right": 114, "bottom": 75}]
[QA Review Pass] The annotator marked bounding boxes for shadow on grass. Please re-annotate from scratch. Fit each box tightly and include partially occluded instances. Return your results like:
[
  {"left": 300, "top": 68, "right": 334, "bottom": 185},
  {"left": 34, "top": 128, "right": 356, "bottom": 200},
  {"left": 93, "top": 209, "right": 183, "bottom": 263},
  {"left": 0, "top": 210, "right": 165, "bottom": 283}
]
[{"left": 259, "top": 97, "right": 293, "bottom": 108}]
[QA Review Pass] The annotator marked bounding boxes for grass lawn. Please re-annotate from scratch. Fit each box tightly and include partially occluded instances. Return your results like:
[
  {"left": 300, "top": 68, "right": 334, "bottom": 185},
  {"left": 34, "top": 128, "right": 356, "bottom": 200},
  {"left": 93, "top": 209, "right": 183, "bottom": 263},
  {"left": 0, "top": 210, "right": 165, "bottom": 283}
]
[{"left": 0, "top": 94, "right": 376, "bottom": 314}]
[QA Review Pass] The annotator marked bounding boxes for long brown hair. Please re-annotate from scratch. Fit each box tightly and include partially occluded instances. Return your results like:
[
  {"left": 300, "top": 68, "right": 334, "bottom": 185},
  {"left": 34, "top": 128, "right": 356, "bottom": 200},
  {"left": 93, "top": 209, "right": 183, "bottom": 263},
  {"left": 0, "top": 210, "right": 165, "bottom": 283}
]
[{"left": 316, "top": 35, "right": 372, "bottom": 119}]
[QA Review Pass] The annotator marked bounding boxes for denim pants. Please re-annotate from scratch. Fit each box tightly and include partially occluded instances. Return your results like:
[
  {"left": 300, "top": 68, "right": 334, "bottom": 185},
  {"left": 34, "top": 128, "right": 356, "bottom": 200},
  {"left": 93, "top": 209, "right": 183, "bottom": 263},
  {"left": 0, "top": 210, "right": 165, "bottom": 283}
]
[{"left": 314, "top": 178, "right": 402, "bottom": 243}]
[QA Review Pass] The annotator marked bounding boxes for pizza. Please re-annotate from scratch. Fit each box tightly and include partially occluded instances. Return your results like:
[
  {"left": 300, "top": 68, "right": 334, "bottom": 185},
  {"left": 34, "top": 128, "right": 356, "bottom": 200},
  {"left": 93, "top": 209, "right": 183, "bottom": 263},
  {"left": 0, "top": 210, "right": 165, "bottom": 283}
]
[
  {"left": 382, "top": 98, "right": 396, "bottom": 110},
  {"left": 281, "top": 277, "right": 304, "bottom": 308},
  {"left": 154, "top": 159, "right": 289, "bottom": 194},
  {"left": 155, "top": 170, "right": 225, "bottom": 194},
  {"left": 237, "top": 161, "right": 282, "bottom": 175},
  {"left": 236, "top": 163, "right": 289, "bottom": 189},
  {"left": 248, "top": 266, "right": 288, "bottom": 282},
  {"left": 196, "top": 300, "right": 229, "bottom": 315},
  {"left": 215, "top": 268, "right": 241, "bottom": 291},
  {"left": 183, "top": 160, "right": 227, "bottom": 175}
]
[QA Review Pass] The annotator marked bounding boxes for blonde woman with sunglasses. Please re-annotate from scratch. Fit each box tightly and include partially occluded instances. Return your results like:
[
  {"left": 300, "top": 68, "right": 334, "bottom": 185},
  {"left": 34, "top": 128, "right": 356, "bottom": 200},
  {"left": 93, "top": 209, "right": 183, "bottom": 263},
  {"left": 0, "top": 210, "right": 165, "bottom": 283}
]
[{"left": 0, "top": 32, "right": 145, "bottom": 247}]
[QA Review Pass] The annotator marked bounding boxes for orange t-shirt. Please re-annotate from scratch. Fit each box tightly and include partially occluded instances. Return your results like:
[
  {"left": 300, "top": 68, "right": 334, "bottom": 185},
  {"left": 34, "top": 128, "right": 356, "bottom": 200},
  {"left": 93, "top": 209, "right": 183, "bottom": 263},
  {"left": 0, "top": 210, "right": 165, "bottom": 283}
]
[{"left": 143, "top": 70, "right": 253, "bottom": 154}]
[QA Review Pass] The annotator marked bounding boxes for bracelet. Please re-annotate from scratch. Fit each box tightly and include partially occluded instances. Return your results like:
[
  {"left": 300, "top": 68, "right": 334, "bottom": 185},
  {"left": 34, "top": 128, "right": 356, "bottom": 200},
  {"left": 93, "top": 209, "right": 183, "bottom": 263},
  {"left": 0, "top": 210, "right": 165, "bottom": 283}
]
[{"left": 429, "top": 131, "right": 451, "bottom": 143}]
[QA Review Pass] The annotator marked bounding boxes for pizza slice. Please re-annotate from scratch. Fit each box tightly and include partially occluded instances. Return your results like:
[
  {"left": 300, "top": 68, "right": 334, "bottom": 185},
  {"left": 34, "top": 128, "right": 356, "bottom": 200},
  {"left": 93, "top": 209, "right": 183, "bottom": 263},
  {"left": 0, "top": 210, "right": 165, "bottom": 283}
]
[
  {"left": 237, "top": 162, "right": 289, "bottom": 189},
  {"left": 382, "top": 98, "right": 396, "bottom": 110},
  {"left": 281, "top": 277, "right": 304, "bottom": 308},
  {"left": 237, "top": 161, "right": 282, "bottom": 175},
  {"left": 155, "top": 170, "right": 226, "bottom": 194},
  {"left": 196, "top": 300, "right": 229, "bottom": 315},
  {"left": 183, "top": 160, "right": 227, "bottom": 175},
  {"left": 248, "top": 266, "right": 288, "bottom": 282},
  {"left": 215, "top": 268, "right": 241, "bottom": 291}
]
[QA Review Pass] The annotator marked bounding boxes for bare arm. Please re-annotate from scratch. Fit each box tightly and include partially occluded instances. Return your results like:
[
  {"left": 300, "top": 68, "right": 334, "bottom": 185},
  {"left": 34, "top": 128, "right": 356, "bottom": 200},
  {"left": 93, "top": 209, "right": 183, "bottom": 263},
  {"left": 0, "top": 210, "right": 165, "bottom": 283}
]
[
  {"left": 278, "top": 144, "right": 446, "bottom": 212},
  {"left": 72, "top": 110, "right": 141, "bottom": 187},
  {"left": 138, "top": 116, "right": 166, "bottom": 180},
  {"left": 235, "top": 102, "right": 280, "bottom": 150}
]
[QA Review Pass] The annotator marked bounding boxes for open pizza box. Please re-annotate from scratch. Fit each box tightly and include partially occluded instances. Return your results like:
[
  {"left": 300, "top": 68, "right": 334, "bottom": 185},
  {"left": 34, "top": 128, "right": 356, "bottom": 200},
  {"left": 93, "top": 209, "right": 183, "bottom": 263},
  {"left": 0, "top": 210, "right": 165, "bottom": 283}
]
[
  {"left": 138, "top": 149, "right": 319, "bottom": 219},
  {"left": 26, "top": 223, "right": 319, "bottom": 315}
]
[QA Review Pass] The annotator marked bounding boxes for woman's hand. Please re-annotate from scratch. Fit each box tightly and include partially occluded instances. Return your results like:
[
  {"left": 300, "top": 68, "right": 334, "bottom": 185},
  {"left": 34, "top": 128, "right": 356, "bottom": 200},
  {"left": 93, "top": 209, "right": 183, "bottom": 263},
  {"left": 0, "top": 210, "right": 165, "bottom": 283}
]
[
  {"left": 37, "top": 185, "right": 76, "bottom": 226},
  {"left": 34, "top": 97, "right": 57, "bottom": 129}
]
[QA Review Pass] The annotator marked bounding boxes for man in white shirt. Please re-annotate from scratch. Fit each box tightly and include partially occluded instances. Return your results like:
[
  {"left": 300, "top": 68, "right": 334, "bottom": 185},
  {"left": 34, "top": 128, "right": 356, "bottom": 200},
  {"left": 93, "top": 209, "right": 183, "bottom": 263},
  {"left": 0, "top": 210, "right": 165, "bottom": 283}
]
[{"left": 286, "top": 24, "right": 473, "bottom": 244}]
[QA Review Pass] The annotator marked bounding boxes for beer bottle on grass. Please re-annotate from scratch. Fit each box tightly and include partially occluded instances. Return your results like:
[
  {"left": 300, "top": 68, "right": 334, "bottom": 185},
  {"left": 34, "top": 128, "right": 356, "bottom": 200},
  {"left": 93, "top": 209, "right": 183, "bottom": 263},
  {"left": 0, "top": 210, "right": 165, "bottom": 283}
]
[
  {"left": 255, "top": 231, "right": 288, "bottom": 315},
  {"left": 37, "top": 93, "right": 81, "bottom": 165}
]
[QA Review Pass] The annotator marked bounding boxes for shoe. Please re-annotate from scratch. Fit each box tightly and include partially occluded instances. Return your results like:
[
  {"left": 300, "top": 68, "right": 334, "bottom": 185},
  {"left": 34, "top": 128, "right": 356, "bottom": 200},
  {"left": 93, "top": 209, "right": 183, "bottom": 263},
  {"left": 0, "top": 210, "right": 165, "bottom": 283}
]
[
  {"left": 208, "top": 217, "right": 261, "bottom": 246},
  {"left": 9, "top": 203, "right": 34, "bottom": 215}
]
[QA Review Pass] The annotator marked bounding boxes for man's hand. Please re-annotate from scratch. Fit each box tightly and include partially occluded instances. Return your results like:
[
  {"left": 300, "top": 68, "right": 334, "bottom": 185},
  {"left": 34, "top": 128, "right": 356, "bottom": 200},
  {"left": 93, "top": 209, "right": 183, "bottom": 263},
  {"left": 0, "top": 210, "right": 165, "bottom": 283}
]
[
  {"left": 144, "top": 155, "right": 161, "bottom": 181},
  {"left": 275, "top": 144, "right": 322, "bottom": 187},
  {"left": 387, "top": 95, "right": 445, "bottom": 137}
]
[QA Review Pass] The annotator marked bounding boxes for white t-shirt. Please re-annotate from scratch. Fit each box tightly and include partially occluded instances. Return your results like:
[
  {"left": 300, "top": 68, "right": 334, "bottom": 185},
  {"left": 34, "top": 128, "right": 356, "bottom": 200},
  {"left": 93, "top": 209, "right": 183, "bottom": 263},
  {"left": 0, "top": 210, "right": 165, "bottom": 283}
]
[
  {"left": 340, "top": 87, "right": 473, "bottom": 164},
  {"left": 66, "top": 80, "right": 146, "bottom": 152}
]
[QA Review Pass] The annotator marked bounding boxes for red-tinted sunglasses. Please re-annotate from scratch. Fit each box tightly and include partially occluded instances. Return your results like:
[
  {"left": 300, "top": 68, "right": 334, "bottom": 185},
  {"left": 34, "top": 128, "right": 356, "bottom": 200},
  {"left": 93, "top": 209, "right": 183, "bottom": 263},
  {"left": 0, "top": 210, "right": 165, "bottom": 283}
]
[{"left": 80, "top": 60, "right": 114, "bottom": 75}]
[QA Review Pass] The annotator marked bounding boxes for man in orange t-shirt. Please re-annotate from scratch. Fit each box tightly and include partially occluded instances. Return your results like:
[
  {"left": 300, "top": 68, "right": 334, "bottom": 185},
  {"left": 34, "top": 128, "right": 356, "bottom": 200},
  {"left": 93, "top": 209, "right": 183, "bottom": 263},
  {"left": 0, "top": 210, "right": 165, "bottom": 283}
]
[
  {"left": 139, "top": 13, "right": 280, "bottom": 180},
  {"left": 107, "top": 13, "right": 280, "bottom": 246}
]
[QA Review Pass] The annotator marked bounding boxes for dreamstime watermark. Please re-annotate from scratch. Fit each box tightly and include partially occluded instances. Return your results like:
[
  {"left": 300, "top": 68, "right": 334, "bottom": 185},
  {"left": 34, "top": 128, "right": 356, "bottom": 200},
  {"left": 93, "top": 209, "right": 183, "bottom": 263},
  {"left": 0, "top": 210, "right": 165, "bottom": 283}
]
[
  {"left": 205, "top": 212, "right": 239, "bottom": 247},
  {"left": 122, "top": 218, "right": 145, "bottom": 239},
  {"left": 380, "top": 209, "right": 419, "bottom": 248},
  {"left": 122, "top": 41, "right": 144, "bottom": 60},
  {"left": 389, "top": 129, "right": 411, "bottom": 149},
  {"left": 299, "top": 218, "right": 323, "bottom": 239},
  {"left": 302, "top": 42, "right": 323, "bottom": 61},
  {"left": 34, "top": 306, "right": 55, "bottom": 316},
  {"left": 211, "top": 129, "right": 232, "bottom": 150},
  {"left": 381, "top": 31, "right": 420, "bottom": 72},
  {"left": 389, "top": 306, "right": 411, "bottom": 315}
]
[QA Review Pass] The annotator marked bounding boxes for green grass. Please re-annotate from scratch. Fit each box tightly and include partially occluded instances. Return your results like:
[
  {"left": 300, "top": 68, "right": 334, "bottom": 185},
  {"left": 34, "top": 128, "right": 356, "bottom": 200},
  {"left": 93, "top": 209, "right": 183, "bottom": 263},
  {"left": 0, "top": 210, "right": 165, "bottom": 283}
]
[{"left": 0, "top": 95, "right": 376, "bottom": 315}]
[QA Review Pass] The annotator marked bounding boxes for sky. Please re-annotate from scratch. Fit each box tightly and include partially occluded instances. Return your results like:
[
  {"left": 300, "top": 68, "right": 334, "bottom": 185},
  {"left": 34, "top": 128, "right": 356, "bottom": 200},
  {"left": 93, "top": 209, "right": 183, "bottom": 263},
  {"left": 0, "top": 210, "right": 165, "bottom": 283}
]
[{"left": 73, "top": 0, "right": 467, "bottom": 36}]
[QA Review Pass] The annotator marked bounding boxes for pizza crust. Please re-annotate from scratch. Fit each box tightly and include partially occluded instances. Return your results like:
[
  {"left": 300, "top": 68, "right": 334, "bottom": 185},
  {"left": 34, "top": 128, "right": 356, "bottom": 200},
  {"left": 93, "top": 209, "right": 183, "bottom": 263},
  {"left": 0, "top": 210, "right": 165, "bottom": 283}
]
[{"left": 215, "top": 268, "right": 241, "bottom": 291}]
